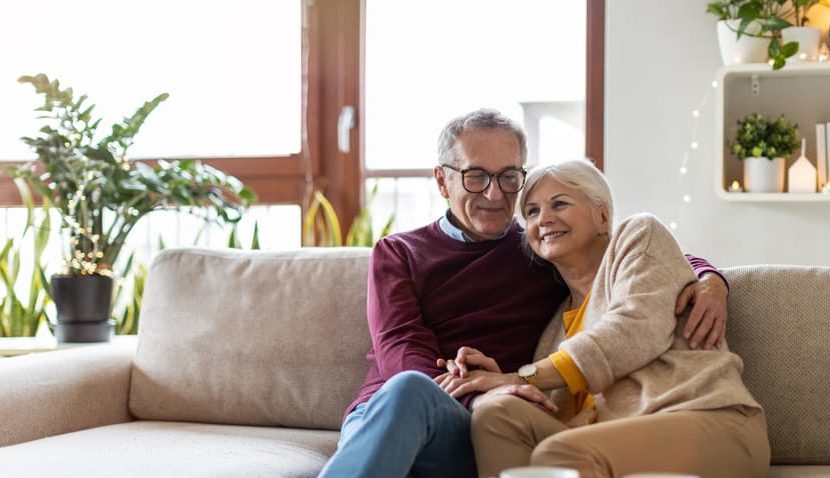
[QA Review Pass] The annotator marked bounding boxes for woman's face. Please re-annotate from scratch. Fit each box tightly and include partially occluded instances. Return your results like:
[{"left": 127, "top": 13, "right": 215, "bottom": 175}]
[{"left": 523, "top": 175, "right": 608, "bottom": 264}]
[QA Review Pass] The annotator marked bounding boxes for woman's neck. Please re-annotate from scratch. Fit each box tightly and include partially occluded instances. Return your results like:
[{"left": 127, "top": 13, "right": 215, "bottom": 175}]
[{"left": 554, "top": 236, "right": 609, "bottom": 306}]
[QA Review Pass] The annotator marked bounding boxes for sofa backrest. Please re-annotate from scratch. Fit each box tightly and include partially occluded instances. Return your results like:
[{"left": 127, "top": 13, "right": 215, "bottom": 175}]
[
  {"left": 723, "top": 265, "right": 830, "bottom": 465},
  {"left": 130, "top": 249, "right": 830, "bottom": 464},
  {"left": 129, "top": 247, "right": 373, "bottom": 430}
]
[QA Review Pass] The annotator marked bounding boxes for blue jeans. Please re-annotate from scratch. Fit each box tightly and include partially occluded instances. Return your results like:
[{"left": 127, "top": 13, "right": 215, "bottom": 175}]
[{"left": 318, "top": 371, "right": 477, "bottom": 478}]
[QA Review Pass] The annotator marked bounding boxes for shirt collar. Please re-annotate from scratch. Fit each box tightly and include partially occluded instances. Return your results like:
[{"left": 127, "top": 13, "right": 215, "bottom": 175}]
[{"left": 437, "top": 209, "right": 511, "bottom": 243}]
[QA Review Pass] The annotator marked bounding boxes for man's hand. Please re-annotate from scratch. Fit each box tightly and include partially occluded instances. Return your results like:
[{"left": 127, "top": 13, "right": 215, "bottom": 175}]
[
  {"left": 675, "top": 273, "right": 729, "bottom": 350},
  {"left": 470, "top": 384, "right": 557, "bottom": 415},
  {"left": 435, "top": 346, "right": 501, "bottom": 378},
  {"left": 434, "top": 369, "right": 515, "bottom": 398}
]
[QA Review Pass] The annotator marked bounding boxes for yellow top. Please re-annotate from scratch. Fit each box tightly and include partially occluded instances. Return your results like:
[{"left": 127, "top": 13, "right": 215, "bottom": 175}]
[{"left": 549, "top": 293, "right": 595, "bottom": 412}]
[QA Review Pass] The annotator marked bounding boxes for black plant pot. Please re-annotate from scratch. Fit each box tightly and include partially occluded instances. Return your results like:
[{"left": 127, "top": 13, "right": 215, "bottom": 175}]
[{"left": 51, "top": 274, "right": 115, "bottom": 343}]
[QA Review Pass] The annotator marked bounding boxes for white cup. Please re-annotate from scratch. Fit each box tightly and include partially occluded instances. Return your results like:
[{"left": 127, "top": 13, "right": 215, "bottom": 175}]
[{"left": 500, "top": 466, "right": 580, "bottom": 478}]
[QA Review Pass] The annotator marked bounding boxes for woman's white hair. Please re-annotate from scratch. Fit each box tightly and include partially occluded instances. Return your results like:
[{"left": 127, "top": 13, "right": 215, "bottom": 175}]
[{"left": 519, "top": 158, "right": 615, "bottom": 235}]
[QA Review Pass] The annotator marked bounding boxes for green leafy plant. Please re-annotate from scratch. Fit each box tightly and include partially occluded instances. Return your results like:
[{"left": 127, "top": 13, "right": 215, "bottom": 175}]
[
  {"left": 7, "top": 73, "right": 256, "bottom": 277},
  {"left": 730, "top": 113, "right": 799, "bottom": 159},
  {"left": 706, "top": 0, "right": 810, "bottom": 69},
  {"left": 0, "top": 180, "right": 53, "bottom": 337},
  {"left": 110, "top": 251, "right": 147, "bottom": 335},
  {"left": 303, "top": 183, "right": 394, "bottom": 247}
]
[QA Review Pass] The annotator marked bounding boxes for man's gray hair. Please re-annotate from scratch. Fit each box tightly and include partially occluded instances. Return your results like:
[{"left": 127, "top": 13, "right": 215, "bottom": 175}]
[
  {"left": 437, "top": 109, "right": 527, "bottom": 166},
  {"left": 520, "top": 159, "right": 615, "bottom": 236}
]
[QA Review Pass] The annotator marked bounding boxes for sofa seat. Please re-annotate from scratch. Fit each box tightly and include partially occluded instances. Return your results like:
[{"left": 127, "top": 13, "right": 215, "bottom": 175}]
[
  {"left": 769, "top": 466, "right": 830, "bottom": 477},
  {"left": 0, "top": 421, "right": 338, "bottom": 478}
]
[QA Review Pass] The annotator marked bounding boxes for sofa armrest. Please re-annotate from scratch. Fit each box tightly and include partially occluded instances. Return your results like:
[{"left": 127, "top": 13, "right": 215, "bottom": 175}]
[{"left": 0, "top": 339, "right": 136, "bottom": 446}]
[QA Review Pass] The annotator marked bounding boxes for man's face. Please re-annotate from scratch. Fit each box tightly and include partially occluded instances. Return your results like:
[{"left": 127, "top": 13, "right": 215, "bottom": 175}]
[{"left": 433, "top": 128, "right": 523, "bottom": 241}]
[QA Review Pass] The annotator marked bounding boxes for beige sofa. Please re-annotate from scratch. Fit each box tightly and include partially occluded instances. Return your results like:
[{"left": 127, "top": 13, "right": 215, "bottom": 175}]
[{"left": 0, "top": 247, "right": 828, "bottom": 477}]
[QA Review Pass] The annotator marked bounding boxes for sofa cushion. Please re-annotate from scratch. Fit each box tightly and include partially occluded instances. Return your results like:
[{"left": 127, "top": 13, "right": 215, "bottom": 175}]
[
  {"left": 130, "top": 247, "right": 372, "bottom": 430},
  {"left": 0, "top": 421, "right": 338, "bottom": 477},
  {"left": 723, "top": 265, "right": 830, "bottom": 465}
]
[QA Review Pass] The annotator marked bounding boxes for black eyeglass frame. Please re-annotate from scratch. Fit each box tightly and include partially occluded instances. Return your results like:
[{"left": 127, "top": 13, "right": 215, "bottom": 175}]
[{"left": 439, "top": 164, "right": 528, "bottom": 194}]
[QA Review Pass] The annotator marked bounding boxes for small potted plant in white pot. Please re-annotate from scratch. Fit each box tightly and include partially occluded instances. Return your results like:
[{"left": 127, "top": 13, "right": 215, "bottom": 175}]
[
  {"left": 781, "top": 0, "right": 822, "bottom": 61},
  {"left": 730, "top": 112, "right": 799, "bottom": 192},
  {"left": 708, "top": 0, "right": 802, "bottom": 69},
  {"left": 8, "top": 74, "right": 255, "bottom": 343},
  {"left": 709, "top": 0, "right": 772, "bottom": 65}
]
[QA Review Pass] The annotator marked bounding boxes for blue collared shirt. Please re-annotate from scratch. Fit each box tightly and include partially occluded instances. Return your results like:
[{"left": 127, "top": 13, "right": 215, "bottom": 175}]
[{"left": 437, "top": 209, "right": 511, "bottom": 243}]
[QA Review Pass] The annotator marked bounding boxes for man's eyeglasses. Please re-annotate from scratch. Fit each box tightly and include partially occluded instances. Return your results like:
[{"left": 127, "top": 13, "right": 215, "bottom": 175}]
[{"left": 440, "top": 164, "right": 527, "bottom": 194}]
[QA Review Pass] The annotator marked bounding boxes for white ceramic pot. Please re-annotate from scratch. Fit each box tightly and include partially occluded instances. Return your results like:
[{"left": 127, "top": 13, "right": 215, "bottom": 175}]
[
  {"left": 781, "top": 26, "right": 821, "bottom": 62},
  {"left": 717, "top": 19, "right": 770, "bottom": 65},
  {"left": 743, "top": 156, "right": 785, "bottom": 193}
]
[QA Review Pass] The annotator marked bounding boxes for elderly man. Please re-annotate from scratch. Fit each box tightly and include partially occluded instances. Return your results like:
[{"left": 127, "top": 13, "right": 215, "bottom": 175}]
[{"left": 318, "top": 109, "right": 728, "bottom": 478}]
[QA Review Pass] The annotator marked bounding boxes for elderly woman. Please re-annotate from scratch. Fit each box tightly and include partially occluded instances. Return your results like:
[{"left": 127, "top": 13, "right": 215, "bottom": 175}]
[{"left": 436, "top": 159, "right": 769, "bottom": 478}]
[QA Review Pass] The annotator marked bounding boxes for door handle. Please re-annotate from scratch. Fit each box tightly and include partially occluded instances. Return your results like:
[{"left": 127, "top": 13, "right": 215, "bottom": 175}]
[{"left": 337, "top": 105, "right": 356, "bottom": 153}]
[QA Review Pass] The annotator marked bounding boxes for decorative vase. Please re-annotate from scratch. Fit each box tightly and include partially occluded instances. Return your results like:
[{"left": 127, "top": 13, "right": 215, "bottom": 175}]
[
  {"left": 743, "top": 156, "right": 785, "bottom": 193},
  {"left": 781, "top": 26, "right": 822, "bottom": 62},
  {"left": 51, "top": 274, "right": 115, "bottom": 343},
  {"left": 717, "top": 19, "right": 770, "bottom": 65}
]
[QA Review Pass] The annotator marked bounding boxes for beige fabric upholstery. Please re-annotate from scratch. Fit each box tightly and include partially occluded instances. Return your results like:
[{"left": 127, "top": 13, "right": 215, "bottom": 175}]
[
  {"left": 0, "top": 421, "right": 338, "bottom": 477},
  {"left": 769, "top": 466, "right": 830, "bottom": 477},
  {"left": 723, "top": 265, "right": 830, "bottom": 465},
  {"left": 129, "top": 247, "right": 373, "bottom": 430},
  {"left": 0, "top": 341, "right": 135, "bottom": 446}
]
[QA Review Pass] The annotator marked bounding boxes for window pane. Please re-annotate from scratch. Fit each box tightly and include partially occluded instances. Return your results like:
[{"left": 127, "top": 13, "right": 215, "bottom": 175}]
[
  {"left": 0, "top": 0, "right": 300, "bottom": 161},
  {"left": 365, "top": 0, "right": 586, "bottom": 170}
]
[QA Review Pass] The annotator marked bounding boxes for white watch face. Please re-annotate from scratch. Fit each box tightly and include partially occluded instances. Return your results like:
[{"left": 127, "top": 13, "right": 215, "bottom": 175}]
[{"left": 518, "top": 364, "right": 537, "bottom": 377}]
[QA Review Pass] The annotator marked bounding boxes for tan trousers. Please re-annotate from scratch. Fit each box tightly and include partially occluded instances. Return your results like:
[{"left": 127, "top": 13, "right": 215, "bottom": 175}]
[{"left": 471, "top": 395, "right": 770, "bottom": 478}]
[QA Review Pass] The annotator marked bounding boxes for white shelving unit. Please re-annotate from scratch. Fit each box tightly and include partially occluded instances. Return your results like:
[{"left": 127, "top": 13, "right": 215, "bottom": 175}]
[{"left": 716, "top": 63, "right": 830, "bottom": 202}]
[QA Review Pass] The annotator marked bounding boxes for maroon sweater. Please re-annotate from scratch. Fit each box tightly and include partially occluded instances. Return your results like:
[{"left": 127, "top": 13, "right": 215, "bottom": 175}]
[{"left": 347, "top": 220, "right": 723, "bottom": 415}]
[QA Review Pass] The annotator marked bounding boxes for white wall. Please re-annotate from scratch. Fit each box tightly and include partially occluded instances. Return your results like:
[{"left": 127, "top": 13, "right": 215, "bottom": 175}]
[{"left": 606, "top": 0, "right": 830, "bottom": 267}]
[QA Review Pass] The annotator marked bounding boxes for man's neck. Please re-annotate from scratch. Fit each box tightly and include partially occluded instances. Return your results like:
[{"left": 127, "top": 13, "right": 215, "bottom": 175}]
[{"left": 439, "top": 210, "right": 511, "bottom": 243}]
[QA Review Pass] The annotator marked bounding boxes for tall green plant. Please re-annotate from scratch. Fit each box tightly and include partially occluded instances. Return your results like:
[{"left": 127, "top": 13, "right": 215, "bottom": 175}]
[
  {"left": 8, "top": 73, "right": 255, "bottom": 276},
  {"left": 0, "top": 181, "right": 53, "bottom": 337},
  {"left": 303, "top": 183, "right": 394, "bottom": 247}
]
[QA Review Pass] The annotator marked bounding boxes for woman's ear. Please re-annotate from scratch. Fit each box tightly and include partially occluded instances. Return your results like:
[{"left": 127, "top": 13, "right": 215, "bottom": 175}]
[{"left": 594, "top": 204, "right": 610, "bottom": 233}]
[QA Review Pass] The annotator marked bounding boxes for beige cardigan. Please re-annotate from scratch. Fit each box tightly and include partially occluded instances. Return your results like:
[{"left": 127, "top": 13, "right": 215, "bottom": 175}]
[{"left": 534, "top": 213, "right": 761, "bottom": 423}]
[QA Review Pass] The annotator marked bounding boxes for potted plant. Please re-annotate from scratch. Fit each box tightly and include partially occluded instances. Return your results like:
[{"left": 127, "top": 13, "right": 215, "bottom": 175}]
[
  {"left": 707, "top": 0, "right": 803, "bottom": 69},
  {"left": 730, "top": 112, "right": 799, "bottom": 192},
  {"left": 781, "top": 0, "right": 823, "bottom": 61},
  {"left": 8, "top": 73, "right": 255, "bottom": 343}
]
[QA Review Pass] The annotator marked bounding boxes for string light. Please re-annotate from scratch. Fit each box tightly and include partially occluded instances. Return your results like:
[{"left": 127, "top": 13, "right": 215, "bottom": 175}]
[{"left": 671, "top": 80, "right": 715, "bottom": 231}]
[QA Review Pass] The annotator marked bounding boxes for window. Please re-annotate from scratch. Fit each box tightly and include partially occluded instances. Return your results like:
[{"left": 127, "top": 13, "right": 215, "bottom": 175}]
[
  {"left": 0, "top": 0, "right": 604, "bottom": 244},
  {"left": 0, "top": 0, "right": 301, "bottom": 160},
  {"left": 363, "top": 0, "right": 602, "bottom": 234}
]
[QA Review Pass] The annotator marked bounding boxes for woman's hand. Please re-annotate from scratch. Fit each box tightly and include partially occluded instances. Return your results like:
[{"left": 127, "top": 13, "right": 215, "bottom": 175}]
[
  {"left": 434, "top": 369, "right": 518, "bottom": 398},
  {"left": 435, "top": 346, "right": 502, "bottom": 378}
]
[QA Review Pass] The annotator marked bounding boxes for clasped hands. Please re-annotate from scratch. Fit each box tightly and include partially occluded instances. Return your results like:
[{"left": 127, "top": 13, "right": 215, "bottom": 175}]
[{"left": 434, "top": 347, "right": 557, "bottom": 414}]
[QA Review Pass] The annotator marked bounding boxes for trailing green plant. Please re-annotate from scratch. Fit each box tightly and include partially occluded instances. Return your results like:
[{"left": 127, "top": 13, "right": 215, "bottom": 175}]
[
  {"left": 7, "top": 73, "right": 256, "bottom": 277},
  {"left": 706, "top": 0, "right": 811, "bottom": 69},
  {"left": 303, "top": 182, "right": 394, "bottom": 247},
  {"left": 730, "top": 112, "right": 799, "bottom": 159},
  {"left": 0, "top": 180, "right": 53, "bottom": 337}
]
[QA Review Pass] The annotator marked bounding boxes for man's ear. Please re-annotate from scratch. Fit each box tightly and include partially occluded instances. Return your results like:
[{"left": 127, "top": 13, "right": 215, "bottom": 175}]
[{"left": 434, "top": 165, "right": 450, "bottom": 199}]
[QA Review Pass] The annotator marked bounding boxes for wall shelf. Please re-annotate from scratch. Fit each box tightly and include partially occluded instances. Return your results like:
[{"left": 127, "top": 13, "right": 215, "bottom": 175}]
[{"left": 716, "top": 63, "right": 830, "bottom": 202}]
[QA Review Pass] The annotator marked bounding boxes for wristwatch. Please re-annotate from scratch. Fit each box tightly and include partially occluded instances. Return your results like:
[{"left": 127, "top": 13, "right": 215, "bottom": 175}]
[{"left": 518, "top": 363, "right": 539, "bottom": 387}]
